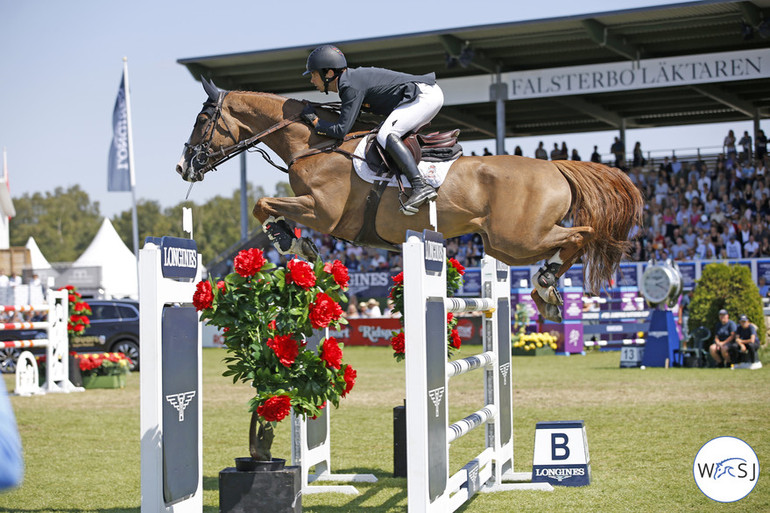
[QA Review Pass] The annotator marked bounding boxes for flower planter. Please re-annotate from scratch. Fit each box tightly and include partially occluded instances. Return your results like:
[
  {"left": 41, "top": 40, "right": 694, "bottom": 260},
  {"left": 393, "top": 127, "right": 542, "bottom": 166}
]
[
  {"left": 512, "top": 345, "right": 555, "bottom": 357},
  {"left": 81, "top": 373, "right": 126, "bottom": 389},
  {"left": 219, "top": 464, "right": 301, "bottom": 513}
]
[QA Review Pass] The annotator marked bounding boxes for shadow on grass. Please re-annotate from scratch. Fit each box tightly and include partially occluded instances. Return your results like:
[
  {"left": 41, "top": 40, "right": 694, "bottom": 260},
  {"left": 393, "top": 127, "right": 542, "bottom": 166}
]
[
  {"left": 201, "top": 468, "right": 407, "bottom": 512},
  {"left": 0, "top": 507, "right": 140, "bottom": 513}
]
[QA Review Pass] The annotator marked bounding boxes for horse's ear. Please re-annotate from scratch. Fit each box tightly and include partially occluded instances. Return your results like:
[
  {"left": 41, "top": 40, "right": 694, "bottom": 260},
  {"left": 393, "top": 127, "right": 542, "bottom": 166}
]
[{"left": 201, "top": 76, "right": 221, "bottom": 101}]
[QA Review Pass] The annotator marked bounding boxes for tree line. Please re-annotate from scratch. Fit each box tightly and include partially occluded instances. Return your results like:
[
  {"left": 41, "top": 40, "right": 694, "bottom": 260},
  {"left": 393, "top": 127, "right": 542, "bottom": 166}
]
[{"left": 9, "top": 182, "right": 293, "bottom": 265}]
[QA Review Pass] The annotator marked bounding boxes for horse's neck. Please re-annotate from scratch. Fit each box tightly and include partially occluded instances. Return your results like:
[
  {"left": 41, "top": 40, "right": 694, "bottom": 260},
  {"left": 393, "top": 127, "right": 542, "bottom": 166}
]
[{"left": 229, "top": 92, "right": 307, "bottom": 165}]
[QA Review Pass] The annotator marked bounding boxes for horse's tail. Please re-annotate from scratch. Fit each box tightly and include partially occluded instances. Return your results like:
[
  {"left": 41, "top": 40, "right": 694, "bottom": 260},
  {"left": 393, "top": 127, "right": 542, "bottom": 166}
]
[{"left": 553, "top": 160, "right": 644, "bottom": 293}]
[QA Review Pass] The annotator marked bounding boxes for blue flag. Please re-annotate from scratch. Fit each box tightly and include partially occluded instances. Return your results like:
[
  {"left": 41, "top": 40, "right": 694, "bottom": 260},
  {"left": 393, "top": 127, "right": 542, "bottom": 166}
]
[{"left": 108, "top": 72, "right": 131, "bottom": 192}]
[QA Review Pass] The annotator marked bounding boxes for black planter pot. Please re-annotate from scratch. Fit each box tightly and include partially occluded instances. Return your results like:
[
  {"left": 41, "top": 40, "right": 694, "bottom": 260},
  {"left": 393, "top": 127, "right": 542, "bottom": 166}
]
[
  {"left": 219, "top": 461, "right": 301, "bottom": 513},
  {"left": 68, "top": 353, "right": 83, "bottom": 388},
  {"left": 234, "top": 457, "right": 286, "bottom": 472}
]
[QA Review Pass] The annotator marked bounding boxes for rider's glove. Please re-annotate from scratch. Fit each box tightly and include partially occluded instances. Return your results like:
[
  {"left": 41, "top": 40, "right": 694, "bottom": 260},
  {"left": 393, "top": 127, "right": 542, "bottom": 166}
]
[{"left": 300, "top": 104, "right": 317, "bottom": 125}]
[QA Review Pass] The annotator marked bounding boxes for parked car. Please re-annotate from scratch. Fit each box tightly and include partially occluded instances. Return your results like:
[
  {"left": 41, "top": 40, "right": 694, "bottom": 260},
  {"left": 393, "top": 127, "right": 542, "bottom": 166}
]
[{"left": 0, "top": 299, "right": 141, "bottom": 373}]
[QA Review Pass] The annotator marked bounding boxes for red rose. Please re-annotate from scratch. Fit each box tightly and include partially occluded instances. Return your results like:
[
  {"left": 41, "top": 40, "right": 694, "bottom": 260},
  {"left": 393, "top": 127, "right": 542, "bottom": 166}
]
[
  {"left": 324, "top": 260, "right": 350, "bottom": 289},
  {"left": 257, "top": 395, "right": 292, "bottom": 422},
  {"left": 286, "top": 259, "right": 316, "bottom": 289},
  {"left": 267, "top": 334, "right": 299, "bottom": 368},
  {"left": 392, "top": 272, "right": 403, "bottom": 285},
  {"left": 73, "top": 324, "right": 85, "bottom": 333},
  {"left": 267, "top": 320, "right": 277, "bottom": 331},
  {"left": 447, "top": 312, "right": 454, "bottom": 323},
  {"left": 320, "top": 337, "right": 343, "bottom": 369},
  {"left": 450, "top": 328, "right": 462, "bottom": 349},
  {"left": 309, "top": 292, "right": 343, "bottom": 329},
  {"left": 192, "top": 280, "right": 214, "bottom": 311},
  {"left": 74, "top": 301, "right": 91, "bottom": 314},
  {"left": 449, "top": 258, "right": 465, "bottom": 276},
  {"left": 68, "top": 294, "right": 78, "bottom": 304},
  {"left": 342, "top": 365, "right": 357, "bottom": 397},
  {"left": 216, "top": 281, "right": 226, "bottom": 294},
  {"left": 234, "top": 248, "right": 266, "bottom": 277},
  {"left": 390, "top": 332, "right": 405, "bottom": 354}
]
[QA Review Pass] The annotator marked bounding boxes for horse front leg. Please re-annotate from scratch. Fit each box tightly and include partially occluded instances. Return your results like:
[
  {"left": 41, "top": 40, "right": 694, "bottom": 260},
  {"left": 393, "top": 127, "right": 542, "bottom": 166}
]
[{"left": 252, "top": 195, "right": 321, "bottom": 262}]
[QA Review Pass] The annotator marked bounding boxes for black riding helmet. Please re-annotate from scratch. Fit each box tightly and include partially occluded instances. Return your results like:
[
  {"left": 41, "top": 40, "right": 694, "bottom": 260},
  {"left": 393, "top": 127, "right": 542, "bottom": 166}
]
[{"left": 304, "top": 45, "right": 347, "bottom": 93}]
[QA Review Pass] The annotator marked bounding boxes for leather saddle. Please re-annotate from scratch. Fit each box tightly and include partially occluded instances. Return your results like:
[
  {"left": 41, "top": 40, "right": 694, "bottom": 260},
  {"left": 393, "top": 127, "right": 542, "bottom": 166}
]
[
  {"left": 351, "top": 127, "right": 462, "bottom": 253},
  {"left": 364, "top": 128, "right": 463, "bottom": 173}
]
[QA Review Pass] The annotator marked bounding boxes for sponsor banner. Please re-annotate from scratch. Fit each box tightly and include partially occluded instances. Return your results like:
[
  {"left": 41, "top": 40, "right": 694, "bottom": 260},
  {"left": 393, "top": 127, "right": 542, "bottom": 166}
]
[
  {"left": 509, "top": 267, "right": 531, "bottom": 289},
  {"left": 756, "top": 259, "right": 770, "bottom": 283},
  {"left": 616, "top": 264, "right": 639, "bottom": 288},
  {"left": 347, "top": 271, "right": 393, "bottom": 299},
  {"left": 329, "top": 317, "right": 484, "bottom": 346},
  {"left": 678, "top": 262, "right": 697, "bottom": 289},
  {"left": 159, "top": 237, "right": 198, "bottom": 280},
  {"left": 456, "top": 268, "right": 481, "bottom": 296}
]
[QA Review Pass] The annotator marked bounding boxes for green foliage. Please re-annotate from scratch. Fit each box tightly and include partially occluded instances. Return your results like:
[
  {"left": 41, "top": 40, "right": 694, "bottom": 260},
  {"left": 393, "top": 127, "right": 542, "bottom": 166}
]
[
  {"left": 198, "top": 254, "right": 352, "bottom": 420},
  {"left": 10, "top": 185, "right": 101, "bottom": 261},
  {"left": 688, "top": 263, "right": 766, "bottom": 343},
  {"left": 388, "top": 257, "right": 466, "bottom": 361}
]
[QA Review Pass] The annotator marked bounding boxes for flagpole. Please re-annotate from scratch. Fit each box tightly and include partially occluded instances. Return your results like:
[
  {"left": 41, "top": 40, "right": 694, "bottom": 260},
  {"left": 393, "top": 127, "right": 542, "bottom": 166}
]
[{"left": 123, "top": 57, "right": 140, "bottom": 260}]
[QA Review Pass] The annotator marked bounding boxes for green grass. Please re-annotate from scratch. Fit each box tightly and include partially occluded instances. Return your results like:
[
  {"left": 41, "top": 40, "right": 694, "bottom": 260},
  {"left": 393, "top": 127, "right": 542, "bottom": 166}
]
[{"left": 2, "top": 347, "right": 769, "bottom": 512}]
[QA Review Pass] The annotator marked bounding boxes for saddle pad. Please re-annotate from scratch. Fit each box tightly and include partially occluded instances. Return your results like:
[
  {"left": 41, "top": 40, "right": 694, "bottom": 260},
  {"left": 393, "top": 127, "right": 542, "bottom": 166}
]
[{"left": 352, "top": 137, "right": 460, "bottom": 189}]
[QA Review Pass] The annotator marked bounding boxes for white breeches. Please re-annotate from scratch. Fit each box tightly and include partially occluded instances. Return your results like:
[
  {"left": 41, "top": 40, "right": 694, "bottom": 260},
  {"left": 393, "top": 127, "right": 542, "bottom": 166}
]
[{"left": 376, "top": 83, "right": 444, "bottom": 148}]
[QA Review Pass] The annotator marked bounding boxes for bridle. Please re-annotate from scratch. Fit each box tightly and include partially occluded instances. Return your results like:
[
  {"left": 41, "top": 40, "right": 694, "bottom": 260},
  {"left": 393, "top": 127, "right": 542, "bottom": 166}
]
[
  {"left": 183, "top": 92, "right": 370, "bottom": 182},
  {"left": 183, "top": 91, "right": 301, "bottom": 182}
]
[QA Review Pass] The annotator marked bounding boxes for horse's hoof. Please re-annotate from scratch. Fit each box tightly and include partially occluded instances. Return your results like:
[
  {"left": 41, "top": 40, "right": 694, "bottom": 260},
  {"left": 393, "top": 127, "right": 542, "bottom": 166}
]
[
  {"left": 544, "top": 303, "right": 563, "bottom": 323},
  {"left": 289, "top": 237, "right": 320, "bottom": 261},
  {"left": 546, "top": 286, "right": 563, "bottom": 306}
]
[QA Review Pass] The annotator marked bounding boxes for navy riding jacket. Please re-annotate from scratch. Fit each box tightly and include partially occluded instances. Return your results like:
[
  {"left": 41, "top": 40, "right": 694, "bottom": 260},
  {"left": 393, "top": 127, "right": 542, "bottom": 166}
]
[{"left": 314, "top": 67, "right": 436, "bottom": 140}]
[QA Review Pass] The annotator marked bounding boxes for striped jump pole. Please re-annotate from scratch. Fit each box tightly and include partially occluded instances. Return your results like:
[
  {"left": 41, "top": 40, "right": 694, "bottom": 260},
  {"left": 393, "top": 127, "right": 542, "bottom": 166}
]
[{"left": 403, "top": 230, "right": 552, "bottom": 513}]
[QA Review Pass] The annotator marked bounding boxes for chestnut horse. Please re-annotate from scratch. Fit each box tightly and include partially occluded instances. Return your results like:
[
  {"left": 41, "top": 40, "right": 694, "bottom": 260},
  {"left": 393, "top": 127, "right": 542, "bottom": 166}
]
[{"left": 176, "top": 80, "right": 643, "bottom": 322}]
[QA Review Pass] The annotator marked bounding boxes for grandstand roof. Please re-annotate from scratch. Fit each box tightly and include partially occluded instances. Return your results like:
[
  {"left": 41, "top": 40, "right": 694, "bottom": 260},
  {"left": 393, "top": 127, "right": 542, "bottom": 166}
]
[{"left": 178, "top": 1, "right": 770, "bottom": 140}]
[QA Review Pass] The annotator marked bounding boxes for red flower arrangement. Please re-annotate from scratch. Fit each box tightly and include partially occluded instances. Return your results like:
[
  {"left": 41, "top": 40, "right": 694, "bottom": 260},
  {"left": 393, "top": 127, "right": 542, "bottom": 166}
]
[
  {"left": 388, "top": 258, "right": 465, "bottom": 361},
  {"left": 194, "top": 248, "right": 355, "bottom": 462},
  {"left": 58, "top": 285, "right": 91, "bottom": 337},
  {"left": 75, "top": 352, "right": 132, "bottom": 377}
]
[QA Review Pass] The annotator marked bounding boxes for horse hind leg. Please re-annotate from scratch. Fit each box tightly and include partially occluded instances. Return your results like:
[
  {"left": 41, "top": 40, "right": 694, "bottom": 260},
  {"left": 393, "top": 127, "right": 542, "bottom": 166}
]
[{"left": 531, "top": 226, "right": 595, "bottom": 322}]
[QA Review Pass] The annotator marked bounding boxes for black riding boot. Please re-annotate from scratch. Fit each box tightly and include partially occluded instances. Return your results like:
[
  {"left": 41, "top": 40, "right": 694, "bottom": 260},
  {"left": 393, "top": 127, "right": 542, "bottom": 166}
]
[{"left": 384, "top": 134, "right": 437, "bottom": 215}]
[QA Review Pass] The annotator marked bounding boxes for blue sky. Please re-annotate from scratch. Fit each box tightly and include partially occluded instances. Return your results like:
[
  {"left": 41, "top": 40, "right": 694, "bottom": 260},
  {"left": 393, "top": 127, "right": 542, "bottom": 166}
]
[{"left": 1, "top": 0, "right": 765, "bottom": 219}]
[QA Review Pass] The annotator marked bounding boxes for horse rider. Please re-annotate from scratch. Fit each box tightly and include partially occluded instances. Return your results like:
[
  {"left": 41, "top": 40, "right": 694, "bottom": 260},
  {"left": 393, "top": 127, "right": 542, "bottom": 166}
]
[{"left": 300, "top": 45, "right": 444, "bottom": 215}]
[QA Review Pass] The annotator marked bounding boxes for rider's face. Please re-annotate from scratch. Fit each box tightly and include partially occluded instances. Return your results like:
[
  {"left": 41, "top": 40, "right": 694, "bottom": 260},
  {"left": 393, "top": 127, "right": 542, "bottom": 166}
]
[
  {"left": 309, "top": 71, "right": 324, "bottom": 92},
  {"left": 309, "top": 70, "right": 338, "bottom": 93}
]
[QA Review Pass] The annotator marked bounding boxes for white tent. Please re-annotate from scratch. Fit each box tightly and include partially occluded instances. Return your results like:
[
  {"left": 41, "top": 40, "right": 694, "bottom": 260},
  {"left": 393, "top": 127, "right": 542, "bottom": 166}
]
[
  {"left": 25, "top": 236, "right": 51, "bottom": 270},
  {"left": 74, "top": 218, "right": 138, "bottom": 299}
]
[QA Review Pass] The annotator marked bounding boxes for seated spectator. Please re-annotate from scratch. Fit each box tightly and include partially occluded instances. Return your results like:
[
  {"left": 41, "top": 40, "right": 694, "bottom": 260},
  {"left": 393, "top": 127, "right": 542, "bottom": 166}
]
[
  {"left": 365, "top": 298, "right": 382, "bottom": 318},
  {"left": 709, "top": 309, "right": 737, "bottom": 367},
  {"left": 744, "top": 234, "right": 759, "bottom": 257},
  {"left": 357, "top": 301, "right": 369, "bottom": 318},
  {"left": 345, "top": 303, "right": 360, "bottom": 319},
  {"left": 670, "top": 237, "right": 689, "bottom": 260},
  {"left": 735, "top": 314, "right": 760, "bottom": 363}
]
